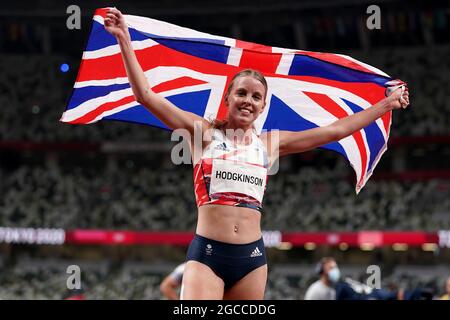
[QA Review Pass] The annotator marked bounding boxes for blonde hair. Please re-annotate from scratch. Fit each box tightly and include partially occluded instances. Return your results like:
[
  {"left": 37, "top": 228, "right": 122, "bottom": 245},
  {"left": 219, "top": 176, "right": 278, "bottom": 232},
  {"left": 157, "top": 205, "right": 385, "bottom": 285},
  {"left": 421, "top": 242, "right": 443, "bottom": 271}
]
[{"left": 210, "top": 69, "right": 267, "bottom": 130}]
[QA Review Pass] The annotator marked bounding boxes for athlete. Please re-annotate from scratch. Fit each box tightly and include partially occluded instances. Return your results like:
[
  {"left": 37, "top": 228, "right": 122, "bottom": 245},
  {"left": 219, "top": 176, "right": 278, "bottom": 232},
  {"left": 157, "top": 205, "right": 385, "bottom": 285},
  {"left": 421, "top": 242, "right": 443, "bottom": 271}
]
[
  {"left": 160, "top": 263, "right": 186, "bottom": 300},
  {"left": 104, "top": 8, "right": 409, "bottom": 300}
]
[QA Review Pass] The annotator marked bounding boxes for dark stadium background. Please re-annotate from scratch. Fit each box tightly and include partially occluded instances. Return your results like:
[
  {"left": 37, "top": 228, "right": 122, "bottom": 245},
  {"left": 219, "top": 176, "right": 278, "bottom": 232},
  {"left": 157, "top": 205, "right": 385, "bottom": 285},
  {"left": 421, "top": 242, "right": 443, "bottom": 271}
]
[{"left": 0, "top": 0, "right": 449, "bottom": 300}]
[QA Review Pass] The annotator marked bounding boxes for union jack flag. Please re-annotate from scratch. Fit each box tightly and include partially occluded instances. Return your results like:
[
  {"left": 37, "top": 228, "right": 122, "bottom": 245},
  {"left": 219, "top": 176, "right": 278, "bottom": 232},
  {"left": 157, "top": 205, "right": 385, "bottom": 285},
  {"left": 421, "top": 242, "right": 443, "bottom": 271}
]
[{"left": 61, "top": 8, "right": 397, "bottom": 193}]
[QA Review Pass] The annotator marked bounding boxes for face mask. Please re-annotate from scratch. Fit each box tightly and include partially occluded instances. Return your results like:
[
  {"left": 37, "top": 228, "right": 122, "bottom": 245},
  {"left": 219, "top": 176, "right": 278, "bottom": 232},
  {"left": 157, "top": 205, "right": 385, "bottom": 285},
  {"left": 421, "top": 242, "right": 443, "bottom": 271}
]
[{"left": 328, "top": 267, "right": 341, "bottom": 283}]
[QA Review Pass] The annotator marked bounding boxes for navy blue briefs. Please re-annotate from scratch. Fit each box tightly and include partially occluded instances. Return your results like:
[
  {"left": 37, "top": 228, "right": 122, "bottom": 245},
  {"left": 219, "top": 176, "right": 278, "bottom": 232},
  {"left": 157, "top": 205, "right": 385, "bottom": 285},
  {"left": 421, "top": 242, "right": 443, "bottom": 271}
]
[{"left": 186, "top": 234, "right": 267, "bottom": 289}]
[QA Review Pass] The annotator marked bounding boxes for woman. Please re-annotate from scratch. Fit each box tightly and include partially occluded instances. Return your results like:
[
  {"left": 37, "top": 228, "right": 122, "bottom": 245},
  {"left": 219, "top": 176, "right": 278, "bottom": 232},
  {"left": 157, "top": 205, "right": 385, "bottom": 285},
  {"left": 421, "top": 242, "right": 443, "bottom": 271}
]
[{"left": 104, "top": 8, "right": 409, "bottom": 300}]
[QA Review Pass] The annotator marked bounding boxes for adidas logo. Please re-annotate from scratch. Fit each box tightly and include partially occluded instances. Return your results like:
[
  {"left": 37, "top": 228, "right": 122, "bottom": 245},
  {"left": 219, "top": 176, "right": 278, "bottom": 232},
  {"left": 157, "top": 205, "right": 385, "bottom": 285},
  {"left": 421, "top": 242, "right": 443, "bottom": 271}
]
[
  {"left": 250, "top": 246, "right": 263, "bottom": 257},
  {"left": 215, "top": 142, "right": 229, "bottom": 151}
]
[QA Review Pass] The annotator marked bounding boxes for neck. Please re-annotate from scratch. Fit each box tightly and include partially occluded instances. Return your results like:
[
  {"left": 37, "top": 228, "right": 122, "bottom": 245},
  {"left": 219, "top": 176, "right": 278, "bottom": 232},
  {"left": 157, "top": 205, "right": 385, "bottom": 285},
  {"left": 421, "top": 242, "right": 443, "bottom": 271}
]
[
  {"left": 225, "top": 117, "right": 254, "bottom": 132},
  {"left": 321, "top": 276, "right": 331, "bottom": 287},
  {"left": 223, "top": 120, "right": 254, "bottom": 145}
]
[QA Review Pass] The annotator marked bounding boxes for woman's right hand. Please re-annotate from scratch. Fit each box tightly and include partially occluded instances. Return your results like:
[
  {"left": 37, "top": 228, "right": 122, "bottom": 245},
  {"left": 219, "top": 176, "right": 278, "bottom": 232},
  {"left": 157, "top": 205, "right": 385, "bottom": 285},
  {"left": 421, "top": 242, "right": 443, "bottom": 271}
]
[{"left": 104, "top": 8, "right": 129, "bottom": 40}]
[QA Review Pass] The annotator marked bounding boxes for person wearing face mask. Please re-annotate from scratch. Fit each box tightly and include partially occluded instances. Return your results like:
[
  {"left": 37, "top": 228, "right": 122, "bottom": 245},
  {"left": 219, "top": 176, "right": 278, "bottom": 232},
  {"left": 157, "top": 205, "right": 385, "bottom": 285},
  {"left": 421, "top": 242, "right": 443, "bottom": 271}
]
[
  {"left": 304, "top": 257, "right": 340, "bottom": 300},
  {"left": 305, "top": 257, "right": 433, "bottom": 300},
  {"left": 304, "top": 257, "right": 397, "bottom": 300}
]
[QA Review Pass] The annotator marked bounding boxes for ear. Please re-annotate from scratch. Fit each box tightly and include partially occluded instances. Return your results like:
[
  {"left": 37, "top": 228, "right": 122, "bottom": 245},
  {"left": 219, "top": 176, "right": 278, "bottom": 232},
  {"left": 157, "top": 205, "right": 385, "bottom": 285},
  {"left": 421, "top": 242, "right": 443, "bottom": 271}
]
[
  {"left": 224, "top": 94, "right": 229, "bottom": 107},
  {"left": 260, "top": 101, "right": 266, "bottom": 114}
]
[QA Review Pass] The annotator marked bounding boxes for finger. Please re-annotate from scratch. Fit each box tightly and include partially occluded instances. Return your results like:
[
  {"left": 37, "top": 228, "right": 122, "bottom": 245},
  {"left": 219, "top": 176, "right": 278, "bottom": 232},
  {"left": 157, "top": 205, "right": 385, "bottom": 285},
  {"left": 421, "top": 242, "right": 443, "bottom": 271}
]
[
  {"left": 105, "top": 14, "right": 116, "bottom": 22},
  {"left": 109, "top": 7, "right": 122, "bottom": 18},
  {"left": 402, "top": 97, "right": 409, "bottom": 107},
  {"left": 107, "top": 8, "right": 118, "bottom": 19}
]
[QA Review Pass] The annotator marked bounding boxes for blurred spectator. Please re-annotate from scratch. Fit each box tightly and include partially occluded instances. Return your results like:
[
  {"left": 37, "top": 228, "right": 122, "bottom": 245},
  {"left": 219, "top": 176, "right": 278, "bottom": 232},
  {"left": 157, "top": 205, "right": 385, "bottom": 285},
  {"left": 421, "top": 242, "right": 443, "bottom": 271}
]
[
  {"left": 304, "top": 257, "right": 433, "bottom": 300},
  {"left": 159, "top": 262, "right": 186, "bottom": 300},
  {"left": 1, "top": 161, "right": 449, "bottom": 231},
  {"left": 304, "top": 257, "right": 337, "bottom": 300},
  {"left": 0, "top": 256, "right": 444, "bottom": 300},
  {"left": 440, "top": 276, "right": 450, "bottom": 300}
]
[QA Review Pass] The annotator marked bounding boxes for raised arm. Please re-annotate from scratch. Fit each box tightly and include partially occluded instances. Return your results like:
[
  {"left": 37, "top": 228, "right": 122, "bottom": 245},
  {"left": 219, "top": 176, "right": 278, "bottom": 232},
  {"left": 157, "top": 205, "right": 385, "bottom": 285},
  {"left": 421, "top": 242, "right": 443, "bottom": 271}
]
[
  {"left": 104, "top": 8, "right": 209, "bottom": 134},
  {"left": 272, "top": 86, "right": 409, "bottom": 157}
]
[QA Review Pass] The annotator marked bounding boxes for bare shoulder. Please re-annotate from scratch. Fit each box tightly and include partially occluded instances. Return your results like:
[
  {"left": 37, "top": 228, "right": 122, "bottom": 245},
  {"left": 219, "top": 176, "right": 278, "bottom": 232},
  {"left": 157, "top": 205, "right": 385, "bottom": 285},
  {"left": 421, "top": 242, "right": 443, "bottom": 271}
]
[
  {"left": 258, "top": 130, "right": 281, "bottom": 148},
  {"left": 189, "top": 121, "right": 216, "bottom": 166},
  {"left": 258, "top": 131, "right": 269, "bottom": 143},
  {"left": 258, "top": 131, "right": 282, "bottom": 165}
]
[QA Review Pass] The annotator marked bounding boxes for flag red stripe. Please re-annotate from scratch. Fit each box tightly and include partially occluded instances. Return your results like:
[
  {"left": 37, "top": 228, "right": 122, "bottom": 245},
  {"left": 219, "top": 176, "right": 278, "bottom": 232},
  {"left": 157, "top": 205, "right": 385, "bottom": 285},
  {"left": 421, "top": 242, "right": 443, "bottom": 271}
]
[
  {"left": 278, "top": 75, "right": 385, "bottom": 105},
  {"left": 94, "top": 8, "right": 109, "bottom": 18},
  {"left": 68, "top": 95, "right": 136, "bottom": 124},
  {"left": 238, "top": 50, "right": 282, "bottom": 74},
  {"left": 69, "top": 76, "right": 209, "bottom": 124},
  {"left": 78, "top": 45, "right": 237, "bottom": 82},
  {"left": 151, "top": 76, "right": 208, "bottom": 93},
  {"left": 235, "top": 40, "right": 273, "bottom": 53},
  {"left": 381, "top": 111, "right": 392, "bottom": 135}
]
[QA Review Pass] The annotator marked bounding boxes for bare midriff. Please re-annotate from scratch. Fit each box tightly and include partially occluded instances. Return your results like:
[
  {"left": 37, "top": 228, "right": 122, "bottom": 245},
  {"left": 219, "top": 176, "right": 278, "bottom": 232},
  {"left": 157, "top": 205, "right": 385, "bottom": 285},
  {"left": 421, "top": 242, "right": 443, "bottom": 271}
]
[{"left": 196, "top": 204, "right": 262, "bottom": 244}]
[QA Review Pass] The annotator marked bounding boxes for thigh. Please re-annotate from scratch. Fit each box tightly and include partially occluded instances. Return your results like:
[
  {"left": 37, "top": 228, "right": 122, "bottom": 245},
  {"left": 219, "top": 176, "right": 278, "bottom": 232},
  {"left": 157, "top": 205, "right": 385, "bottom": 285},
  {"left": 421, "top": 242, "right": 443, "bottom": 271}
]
[
  {"left": 181, "top": 260, "right": 225, "bottom": 300},
  {"left": 223, "top": 264, "right": 268, "bottom": 300}
]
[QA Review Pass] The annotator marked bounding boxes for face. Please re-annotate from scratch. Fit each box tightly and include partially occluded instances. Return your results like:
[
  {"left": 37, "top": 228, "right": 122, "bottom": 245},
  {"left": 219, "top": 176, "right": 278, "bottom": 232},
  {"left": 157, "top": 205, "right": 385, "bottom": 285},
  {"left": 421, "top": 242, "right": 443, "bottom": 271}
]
[
  {"left": 225, "top": 76, "right": 266, "bottom": 127},
  {"left": 324, "top": 260, "right": 337, "bottom": 274},
  {"left": 324, "top": 260, "right": 340, "bottom": 283}
]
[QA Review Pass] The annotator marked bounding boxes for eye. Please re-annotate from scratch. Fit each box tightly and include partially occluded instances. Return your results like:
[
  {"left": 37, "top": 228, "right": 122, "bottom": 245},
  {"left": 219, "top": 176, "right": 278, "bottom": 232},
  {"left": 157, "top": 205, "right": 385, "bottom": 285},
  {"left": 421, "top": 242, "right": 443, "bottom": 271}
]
[{"left": 253, "top": 94, "right": 262, "bottom": 101}]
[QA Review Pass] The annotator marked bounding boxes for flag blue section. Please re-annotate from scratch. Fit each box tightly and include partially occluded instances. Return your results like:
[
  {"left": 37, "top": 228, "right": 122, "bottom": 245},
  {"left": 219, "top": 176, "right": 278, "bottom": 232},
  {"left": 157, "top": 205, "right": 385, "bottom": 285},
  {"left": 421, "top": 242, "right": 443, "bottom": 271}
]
[
  {"left": 68, "top": 83, "right": 131, "bottom": 110},
  {"left": 289, "top": 55, "right": 388, "bottom": 85},
  {"left": 86, "top": 21, "right": 151, "bottom": 51},
  {"left": 103, "top": 104, "right": 168, "bottom": 129},
  {"left": 342, "top": 98, "right": 386, "bottom": 172},
  {"left": 154, "top": 38, "right": 230, "bottom": 64},
  {"left": 263, "top": 95, "right": 348, "bottom": 159},
  {"left": 263, "top": 95, "right": 318, "bottom": 132}
]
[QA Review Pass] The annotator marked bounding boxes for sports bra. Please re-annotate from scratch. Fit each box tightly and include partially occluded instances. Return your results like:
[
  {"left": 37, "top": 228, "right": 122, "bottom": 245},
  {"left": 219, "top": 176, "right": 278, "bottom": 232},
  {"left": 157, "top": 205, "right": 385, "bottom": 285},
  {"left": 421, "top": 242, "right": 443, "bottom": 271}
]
[{"left": 193, "top": 129, "right": 269, "bottom": 212}]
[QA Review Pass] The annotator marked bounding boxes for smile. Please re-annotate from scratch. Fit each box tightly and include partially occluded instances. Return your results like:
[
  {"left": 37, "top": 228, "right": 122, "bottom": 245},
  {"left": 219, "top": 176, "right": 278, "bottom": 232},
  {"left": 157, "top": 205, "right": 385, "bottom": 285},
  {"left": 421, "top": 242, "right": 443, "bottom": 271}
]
[{"left": 238, "top": 107, "right": 253, "bottom": 115}]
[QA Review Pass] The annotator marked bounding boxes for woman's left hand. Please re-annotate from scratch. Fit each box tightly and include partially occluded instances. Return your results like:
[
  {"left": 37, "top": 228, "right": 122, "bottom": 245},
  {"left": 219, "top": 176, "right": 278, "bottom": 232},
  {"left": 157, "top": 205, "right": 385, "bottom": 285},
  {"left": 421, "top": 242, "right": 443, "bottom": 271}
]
[{"left": 386, "top": 84, "right": 410, "bottom": 110}]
